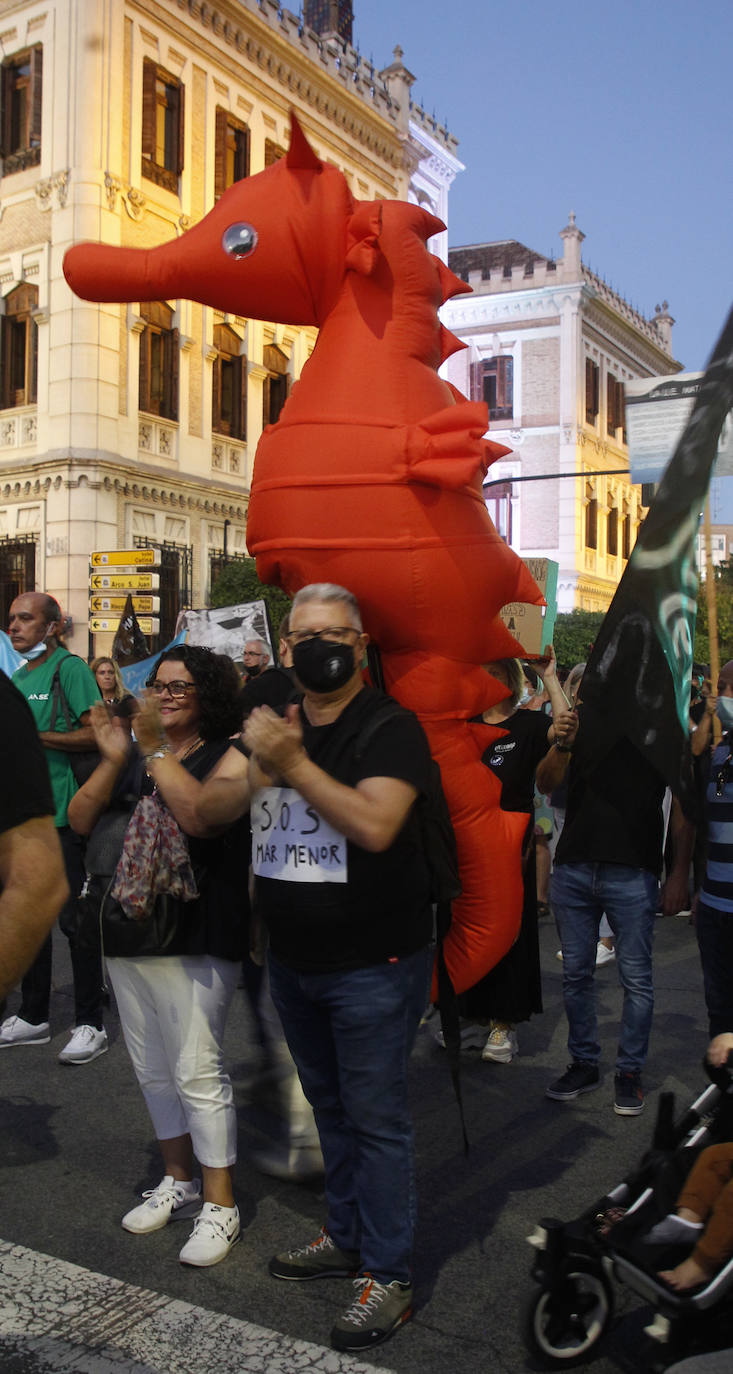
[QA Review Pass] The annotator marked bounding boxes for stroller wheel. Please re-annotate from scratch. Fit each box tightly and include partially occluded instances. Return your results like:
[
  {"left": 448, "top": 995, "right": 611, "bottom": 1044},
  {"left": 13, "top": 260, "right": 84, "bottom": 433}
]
[{"left": 522, "top": 1268, "right": 614, "bottom": 1366}]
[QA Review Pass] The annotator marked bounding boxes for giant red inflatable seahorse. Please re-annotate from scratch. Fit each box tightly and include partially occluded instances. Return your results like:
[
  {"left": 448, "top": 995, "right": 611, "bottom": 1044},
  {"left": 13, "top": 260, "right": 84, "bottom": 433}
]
[{"left": 64, "top": 112, "right": 544, "bottom": 995}]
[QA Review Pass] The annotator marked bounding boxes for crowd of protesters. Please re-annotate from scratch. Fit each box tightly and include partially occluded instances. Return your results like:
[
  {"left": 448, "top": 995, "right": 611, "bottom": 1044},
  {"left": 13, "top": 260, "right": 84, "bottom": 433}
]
[{"left": 1, "top": 586, "right": 732, "bottom": 1353}]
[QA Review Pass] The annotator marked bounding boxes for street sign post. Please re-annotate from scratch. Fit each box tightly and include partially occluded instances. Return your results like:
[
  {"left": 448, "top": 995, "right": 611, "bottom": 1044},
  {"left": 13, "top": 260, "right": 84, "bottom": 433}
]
[
  {"left": 90, "top": 549, "right": 161, "bottom": 567},
  {"left": 89, "top": 616, "right": 160, "bottom": 636},
  {"left": 89, "top": 596, "right": 160, "bottom": 615},
  {"left": 89, "top": 573, "right": 160, "bottom": 591}
]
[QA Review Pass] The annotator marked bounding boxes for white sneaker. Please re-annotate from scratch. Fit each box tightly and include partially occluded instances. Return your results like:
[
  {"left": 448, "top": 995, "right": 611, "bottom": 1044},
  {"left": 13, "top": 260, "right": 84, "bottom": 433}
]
[
  {"left": 179, "top": 1202, "right": 240, "bottom": 1266},
  {"left": 58, "top": 1025, "right": 109, "bottom": 1064},
  {"left": 122, "top": 1175, "right": 203, "bottom": 1234},
  {"left": 596, "top": 941, "right": 616, "bottom": 967},
  {"left": 481, "top": 1026, "right": 518, "bottom": 1063},
  {"left": 0, "top": 1015, "right": 50, "bottom": 1046}
]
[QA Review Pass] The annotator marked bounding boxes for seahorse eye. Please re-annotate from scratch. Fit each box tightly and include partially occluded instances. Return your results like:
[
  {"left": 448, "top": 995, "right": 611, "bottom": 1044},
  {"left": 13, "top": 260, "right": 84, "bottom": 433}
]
[{"left": 222, "top": 223, "right": 258, "bottom": 258}]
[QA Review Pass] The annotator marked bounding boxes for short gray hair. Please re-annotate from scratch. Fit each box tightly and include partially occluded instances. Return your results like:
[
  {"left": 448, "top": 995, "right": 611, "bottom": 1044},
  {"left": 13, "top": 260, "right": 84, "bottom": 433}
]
[
  {"left": 291, "top": 583, "right": 362, "bottom": 631},
  {"left": 244, "top": 636, "right": 271, "bottom": 661}
]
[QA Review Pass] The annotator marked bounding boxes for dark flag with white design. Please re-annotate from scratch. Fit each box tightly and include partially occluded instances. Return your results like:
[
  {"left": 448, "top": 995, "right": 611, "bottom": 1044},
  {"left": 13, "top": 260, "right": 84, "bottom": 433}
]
[
  {"left": 578, "top": 305, "right": 733, "bottom": 817},
  {"left": 112, "top": 594, "right": 150, "bottom": 666}
]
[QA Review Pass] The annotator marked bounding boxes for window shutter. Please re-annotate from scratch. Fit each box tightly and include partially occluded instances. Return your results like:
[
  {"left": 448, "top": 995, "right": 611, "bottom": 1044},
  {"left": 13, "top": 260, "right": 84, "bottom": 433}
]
[
  {"left": 214, "top": 107, "right": 227, "bottom": 199},
  {"left": 0, "top": 64, "right": 10, "bottom": 158},
  {"left": 239, "top": 125, "right": 250, "bottom": 180},
  {"left": 30, "top": 46, "right": 42, "bottom": 146},
  {"left": 141, "top": 58, "right": 156, "bottom": 163},
  {"left": 238, "top": 353, "right": 247, "bottom": 442},
  {"left": 167, "top": 327, "right": 179, "bottom": 421},
  {"left": 0, "top": 315, "right": 12, "bottom": 409},
  {"left": 138, "top": 327, "right": 149, "bottom": 411},
  {"left": 175, "top": 82, "right": 185, "bottom": 175},
  {"left": 212, "top": 355, "right": 222, "bottom": 431},
  {"left": 28, "top": 318, "right": 38, "bottom": 403}
]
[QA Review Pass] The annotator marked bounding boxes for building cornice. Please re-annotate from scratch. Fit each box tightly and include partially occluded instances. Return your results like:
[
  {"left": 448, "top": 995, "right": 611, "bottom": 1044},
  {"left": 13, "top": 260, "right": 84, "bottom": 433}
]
[{"left": 0, "top": 454, "right": 249, "bottom": 520}]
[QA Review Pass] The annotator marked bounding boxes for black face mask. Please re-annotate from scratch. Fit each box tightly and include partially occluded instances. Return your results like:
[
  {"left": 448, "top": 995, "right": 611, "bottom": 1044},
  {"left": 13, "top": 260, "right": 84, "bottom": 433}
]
[
  {"left": 292, "top": 638, "right": 355, "bottom": 693},
  {"left": 244, "top": 662, "right": 263, "bottom": 680}
]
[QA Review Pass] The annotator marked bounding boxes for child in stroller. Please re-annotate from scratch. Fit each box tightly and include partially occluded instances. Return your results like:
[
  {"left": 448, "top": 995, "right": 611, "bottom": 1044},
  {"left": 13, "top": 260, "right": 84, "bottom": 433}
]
[{"left": 523, "top": 1037, "right": 733, "bottom": 1369}]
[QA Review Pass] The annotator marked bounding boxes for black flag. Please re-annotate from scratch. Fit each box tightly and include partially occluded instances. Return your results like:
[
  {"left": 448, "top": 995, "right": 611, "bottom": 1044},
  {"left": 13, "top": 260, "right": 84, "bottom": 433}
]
[
  {"left": 112, "top": 594, "right": 150, "bottom": 666},
  {"left": 579, "top": 305, "right": 733, "bottom": 816}
]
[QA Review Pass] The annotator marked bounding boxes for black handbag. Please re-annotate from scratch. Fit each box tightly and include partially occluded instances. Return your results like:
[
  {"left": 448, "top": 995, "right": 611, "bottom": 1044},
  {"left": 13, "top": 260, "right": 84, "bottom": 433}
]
[
  {"left": 49, "top": 661, "right": 100, "bottom": 786},
  {"left": 75, "top": 782, "right": 189, "bottom": 958}
]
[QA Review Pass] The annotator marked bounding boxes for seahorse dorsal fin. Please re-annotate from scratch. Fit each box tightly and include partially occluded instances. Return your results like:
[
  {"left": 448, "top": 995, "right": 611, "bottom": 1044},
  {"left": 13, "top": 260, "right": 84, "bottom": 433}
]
[
  {"left": 434, "top": 257, "right": 472, "bottom": 305},
  {"left": 286, "top": 110, "right": 323, "bottom": 172},
  {"left": 439, "top": 324, "right": 466, "bottom": 365}
]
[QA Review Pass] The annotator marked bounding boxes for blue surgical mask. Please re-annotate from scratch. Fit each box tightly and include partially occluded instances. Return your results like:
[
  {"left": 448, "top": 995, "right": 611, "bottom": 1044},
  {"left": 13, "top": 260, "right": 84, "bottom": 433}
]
[
  {"left": 518, "top": 688, "right": 533, "bottom": 707},
  {"left": 23, "top": 640, "right": 49, "bottom": 661},
  {"left": 716, "top": 697, "right": 733, "bottom": 731}
]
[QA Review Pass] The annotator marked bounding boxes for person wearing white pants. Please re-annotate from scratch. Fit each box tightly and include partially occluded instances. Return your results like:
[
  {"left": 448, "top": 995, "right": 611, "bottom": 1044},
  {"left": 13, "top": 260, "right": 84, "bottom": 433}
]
[{"left": 69, "top": 647, "right": 248, "bottom": 1267}]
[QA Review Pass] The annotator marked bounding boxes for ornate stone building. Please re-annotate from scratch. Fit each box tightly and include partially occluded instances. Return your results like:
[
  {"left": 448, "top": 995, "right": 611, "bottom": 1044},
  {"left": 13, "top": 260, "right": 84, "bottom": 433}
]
[
  {"left": 441, "top": 216, "right": 680, "bottom": 612},
  {"left": 0, "top": 0, "right": 461, "bottom": 653}
]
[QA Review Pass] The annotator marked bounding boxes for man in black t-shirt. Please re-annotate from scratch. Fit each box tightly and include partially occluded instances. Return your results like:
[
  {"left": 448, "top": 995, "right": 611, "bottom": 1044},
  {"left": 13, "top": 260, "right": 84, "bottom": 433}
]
[
  {"left": 546, "top": 708, "right": 692, "bottom": 1116},
  {"left": 195, "top": 583, "right": 433, "bottom": 1354},
  {"left": 0, "top": 670, "right": 69, "bottom": 1004}
]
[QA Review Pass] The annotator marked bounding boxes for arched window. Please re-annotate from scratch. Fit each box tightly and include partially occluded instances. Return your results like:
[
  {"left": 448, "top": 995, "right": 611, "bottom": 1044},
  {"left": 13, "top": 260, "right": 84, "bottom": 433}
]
[{"left": 0, "top": 282, "right": 38, "bottom": 409}]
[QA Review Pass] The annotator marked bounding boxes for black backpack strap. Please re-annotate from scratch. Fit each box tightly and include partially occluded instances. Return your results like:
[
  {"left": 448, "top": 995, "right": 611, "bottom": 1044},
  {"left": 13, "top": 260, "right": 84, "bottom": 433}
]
[{"left": 49, "top": 666, "right": 74, "bottom": 733}]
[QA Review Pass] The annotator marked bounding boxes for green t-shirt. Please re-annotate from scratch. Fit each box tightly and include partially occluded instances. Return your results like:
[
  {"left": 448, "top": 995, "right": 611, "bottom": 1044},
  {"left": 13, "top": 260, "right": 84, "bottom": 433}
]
[{"left": 13, "top": 647, "right": 101, "bottom": 827}]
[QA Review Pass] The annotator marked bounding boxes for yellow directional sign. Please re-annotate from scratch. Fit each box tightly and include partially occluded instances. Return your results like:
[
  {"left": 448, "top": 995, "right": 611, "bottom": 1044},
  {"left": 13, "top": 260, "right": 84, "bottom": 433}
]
[
  {"left": 90, "top": 617, "right": 160, "bottom": 636},
  {"left": 90, "top": 596, "right": 160, "bottom": 615},
  {"left": 89, "top": 573, "right": 160, "bottom": 592},
  {"left": 90, "top": 549, "right": 161, "bottom": 568}
]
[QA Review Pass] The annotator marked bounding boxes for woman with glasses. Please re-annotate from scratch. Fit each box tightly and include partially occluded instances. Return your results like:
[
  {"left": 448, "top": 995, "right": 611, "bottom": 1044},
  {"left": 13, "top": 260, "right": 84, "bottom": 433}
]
[{"left": 68, "top": 646, "right": 247, "bottom": 1267}]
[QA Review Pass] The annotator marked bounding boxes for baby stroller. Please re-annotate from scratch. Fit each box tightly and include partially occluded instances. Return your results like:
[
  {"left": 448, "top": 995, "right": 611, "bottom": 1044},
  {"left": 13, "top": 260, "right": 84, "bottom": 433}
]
[{"left": 522, "top": 1057, "right": 733, "bottom": 1370}]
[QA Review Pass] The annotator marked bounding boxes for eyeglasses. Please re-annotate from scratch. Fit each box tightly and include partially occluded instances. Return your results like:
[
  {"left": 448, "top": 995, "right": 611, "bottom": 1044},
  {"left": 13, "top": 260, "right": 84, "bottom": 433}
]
[
  {"left": 286, "top": 627, "right": 361, "bottom": 646},
  {"left": 149, "top": 680, "right": 197, "bottom": 699}
]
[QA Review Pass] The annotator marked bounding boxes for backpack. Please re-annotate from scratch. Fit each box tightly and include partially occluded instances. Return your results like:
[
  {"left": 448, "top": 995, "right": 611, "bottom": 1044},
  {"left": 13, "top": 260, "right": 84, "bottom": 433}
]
[{"left": 353, "top": 699, "right": 461, "bottom": 921}]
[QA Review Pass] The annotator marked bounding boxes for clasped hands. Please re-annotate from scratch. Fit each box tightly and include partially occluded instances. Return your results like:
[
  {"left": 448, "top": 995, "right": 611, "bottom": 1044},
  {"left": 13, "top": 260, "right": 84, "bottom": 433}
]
[{"left": 243, "top": 704, "right": 306, "bottom": 780}]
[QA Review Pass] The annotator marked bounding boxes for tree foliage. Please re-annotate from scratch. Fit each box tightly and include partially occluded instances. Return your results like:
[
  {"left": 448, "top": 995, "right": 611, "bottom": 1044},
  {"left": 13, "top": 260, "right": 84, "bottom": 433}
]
[
  {"left": 552, "top": 609, "right": 606, "bottom": 671},
  {"left": 695, "top": 560, "right": 733, "bottom": 667},
  {"left": 209, "top": 558, "right": 291, "bottom": 637}
]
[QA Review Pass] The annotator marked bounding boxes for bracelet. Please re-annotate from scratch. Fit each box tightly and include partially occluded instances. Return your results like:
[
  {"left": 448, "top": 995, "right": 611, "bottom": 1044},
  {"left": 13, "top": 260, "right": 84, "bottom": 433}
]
[
  {"left": 143, "top": 745, "right": 169, "bottom": 764},
  {"left": 555, "top": 742, "right": 572, "bottom": 753}
]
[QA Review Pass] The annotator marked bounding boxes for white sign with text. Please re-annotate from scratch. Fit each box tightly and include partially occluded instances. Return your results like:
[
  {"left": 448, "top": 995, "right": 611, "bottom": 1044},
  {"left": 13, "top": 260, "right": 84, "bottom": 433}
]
[{"left": 251, "top": 787, "right": 348, "bottom": 883}]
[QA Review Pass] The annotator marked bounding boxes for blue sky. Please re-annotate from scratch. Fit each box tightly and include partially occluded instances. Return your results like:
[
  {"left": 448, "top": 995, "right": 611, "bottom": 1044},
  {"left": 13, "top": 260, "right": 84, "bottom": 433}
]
[{"left": 354, "top": 0, "right": 732, "bottom": 374}]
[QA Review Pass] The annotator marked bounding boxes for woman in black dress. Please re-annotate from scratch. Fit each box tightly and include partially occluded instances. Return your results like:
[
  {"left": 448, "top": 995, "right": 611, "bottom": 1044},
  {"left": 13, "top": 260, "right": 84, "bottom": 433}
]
[{"left": 450, "top": 649, "right": 577, "bottom": 1062}]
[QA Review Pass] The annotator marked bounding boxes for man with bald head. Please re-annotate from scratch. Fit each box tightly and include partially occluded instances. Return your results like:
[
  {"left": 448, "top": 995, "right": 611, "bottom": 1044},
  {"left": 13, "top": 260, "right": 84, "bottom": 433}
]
[
  {"left": 695, "top": 659, "right": 733, "bottom": 1037},
  {"left": 0, "top": 592, "right": 105, "bottom": 1063}
]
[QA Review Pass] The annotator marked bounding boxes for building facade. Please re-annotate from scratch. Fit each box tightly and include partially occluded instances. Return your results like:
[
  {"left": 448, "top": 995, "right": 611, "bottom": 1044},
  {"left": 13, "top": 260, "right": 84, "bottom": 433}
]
[
  {"left": 0, "top": 0, "right": 460, "bottom": 654},
  {"left": 441, "top": 216, "right": 680, "bottom": 613}
]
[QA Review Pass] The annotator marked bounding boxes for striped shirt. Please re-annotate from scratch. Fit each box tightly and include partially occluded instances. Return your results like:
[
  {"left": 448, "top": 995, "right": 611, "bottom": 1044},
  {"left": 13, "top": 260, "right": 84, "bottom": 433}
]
[{"left": 700, "top": 736, "right": 733, "bottom": 913}]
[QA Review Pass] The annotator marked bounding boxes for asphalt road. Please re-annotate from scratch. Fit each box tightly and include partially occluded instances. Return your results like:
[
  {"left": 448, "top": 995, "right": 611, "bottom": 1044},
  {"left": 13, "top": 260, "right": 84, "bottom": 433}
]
[{"left": 0, "top": 911, "right": 726, "bottom": 1374}]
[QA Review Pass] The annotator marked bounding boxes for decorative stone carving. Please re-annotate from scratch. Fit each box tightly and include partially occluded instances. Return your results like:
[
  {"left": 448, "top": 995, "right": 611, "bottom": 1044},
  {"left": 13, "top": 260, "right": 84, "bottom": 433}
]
[
  {"left": 104, "top": 173, "right": 122, "bottom": 211},
  {"left": 138, "top": 422, "right": 153, "bottom": 451},
  {"left": 124, "top": 187, "right": 147, "bottom": 222}
]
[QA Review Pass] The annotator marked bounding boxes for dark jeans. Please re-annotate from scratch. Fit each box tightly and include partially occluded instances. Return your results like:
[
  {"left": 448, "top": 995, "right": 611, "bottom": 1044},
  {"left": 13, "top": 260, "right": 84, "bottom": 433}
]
[
  {"left": 552, "top": 861, "right": 657, "bottom": 1073},
  {"left": 696, "top": 899, "right": 733, "bottom": 1038},
  {"left": 268, "top": 945, "right": 432, "bottom": 1284},
  {"left": 18, "top": 826, "right": 104, "bottom": 1030}
]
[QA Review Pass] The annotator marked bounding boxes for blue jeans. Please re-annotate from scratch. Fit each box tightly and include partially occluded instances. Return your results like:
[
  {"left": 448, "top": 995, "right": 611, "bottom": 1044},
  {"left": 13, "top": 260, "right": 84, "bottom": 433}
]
[
  {"left": 551, "top": 862, "right": 657, "bottom": 1073},
  {"left": 268, "top": 945, "right": 432, "bottom": 1284},
  {"left": 695, "top": 900, "right": 733, "bottom": 1038}
]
